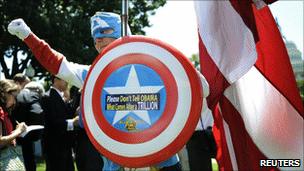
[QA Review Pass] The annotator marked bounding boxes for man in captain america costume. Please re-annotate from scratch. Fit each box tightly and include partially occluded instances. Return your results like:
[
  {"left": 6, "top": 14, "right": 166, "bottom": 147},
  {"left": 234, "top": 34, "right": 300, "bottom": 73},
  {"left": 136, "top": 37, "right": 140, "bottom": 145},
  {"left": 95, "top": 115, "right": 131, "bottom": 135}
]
[{"left": 8, "top": 12, "right": 211, "bottom": 170}]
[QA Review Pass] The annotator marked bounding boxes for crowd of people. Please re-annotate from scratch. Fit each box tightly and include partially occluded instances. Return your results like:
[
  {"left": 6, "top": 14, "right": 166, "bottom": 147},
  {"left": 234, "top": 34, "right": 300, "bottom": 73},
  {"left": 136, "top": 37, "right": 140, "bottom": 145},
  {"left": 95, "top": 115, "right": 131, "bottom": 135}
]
[
  {"left": 0, "top": 74, "right": 104, "bottom": 171},
  {"left": 0, "top": 11, "right": 217, "bottom": 171}
]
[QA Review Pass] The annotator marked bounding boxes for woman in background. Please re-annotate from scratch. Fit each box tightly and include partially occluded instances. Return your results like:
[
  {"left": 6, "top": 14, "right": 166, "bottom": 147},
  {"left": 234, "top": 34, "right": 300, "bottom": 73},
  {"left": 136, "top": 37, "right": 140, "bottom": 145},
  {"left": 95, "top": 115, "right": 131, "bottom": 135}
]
[{"left": 0, "top": 79, "right": 27, "bottom": 170}]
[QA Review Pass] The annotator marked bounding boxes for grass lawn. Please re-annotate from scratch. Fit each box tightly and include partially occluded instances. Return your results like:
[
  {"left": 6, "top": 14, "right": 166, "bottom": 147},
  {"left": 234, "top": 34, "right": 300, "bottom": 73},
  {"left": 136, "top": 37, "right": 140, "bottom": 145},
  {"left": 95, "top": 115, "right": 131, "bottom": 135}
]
[
  {"left": 36, "top": 162, "right": 45, "bottom": 171},
  {"left": 36, "top": 160, "right": 78, "bottom": 171},
  {"left": 212, "top": 158, "right": 219, "bottom": 171},
  {"left": 36, "top": 157, "right": 45, "bottom": 171}
]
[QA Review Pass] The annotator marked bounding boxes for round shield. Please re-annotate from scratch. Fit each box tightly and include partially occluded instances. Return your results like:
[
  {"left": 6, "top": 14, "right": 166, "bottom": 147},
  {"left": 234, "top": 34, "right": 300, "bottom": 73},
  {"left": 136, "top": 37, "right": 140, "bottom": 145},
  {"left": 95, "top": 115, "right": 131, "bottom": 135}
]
[{"left": 82, "top": 35, "right": 203, "bottom": 167}]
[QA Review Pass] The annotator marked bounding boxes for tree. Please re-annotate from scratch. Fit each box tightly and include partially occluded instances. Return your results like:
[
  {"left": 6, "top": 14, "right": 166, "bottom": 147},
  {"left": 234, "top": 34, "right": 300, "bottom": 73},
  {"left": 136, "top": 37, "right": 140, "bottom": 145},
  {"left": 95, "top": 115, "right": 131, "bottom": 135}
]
[
  {"left": 189, "top": 53, "right": 200, "bottom": 70},
  {"left": 0, "top": 0, "right": 166, "bottom": 79}
]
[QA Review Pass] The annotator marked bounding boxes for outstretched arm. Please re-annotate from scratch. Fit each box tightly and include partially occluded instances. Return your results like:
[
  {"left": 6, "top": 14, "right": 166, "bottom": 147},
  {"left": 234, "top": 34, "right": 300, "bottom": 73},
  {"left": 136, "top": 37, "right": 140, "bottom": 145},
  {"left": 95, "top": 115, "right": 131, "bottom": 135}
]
[
  {"left": 25, "top": 33, "right": 64, "bottom": 75},
  {"left": 8, "top": 19, "right": 89, "bottom": 88}
]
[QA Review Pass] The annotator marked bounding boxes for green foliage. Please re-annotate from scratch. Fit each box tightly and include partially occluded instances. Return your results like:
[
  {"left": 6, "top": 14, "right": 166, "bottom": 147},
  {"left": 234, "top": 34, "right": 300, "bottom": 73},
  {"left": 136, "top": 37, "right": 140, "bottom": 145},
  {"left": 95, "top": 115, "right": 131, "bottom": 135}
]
[
  {"left": 189, "top": 53, "right": 200, "bottom": 70},
  {"left": 36, "top": 159, "right": 78, "bottom": 171},
  {"left": 296, "top": 79, "right": 304, "bottom": 101},
  {"left": 0, "top": 0, "right": 166, "bottom": 79}
]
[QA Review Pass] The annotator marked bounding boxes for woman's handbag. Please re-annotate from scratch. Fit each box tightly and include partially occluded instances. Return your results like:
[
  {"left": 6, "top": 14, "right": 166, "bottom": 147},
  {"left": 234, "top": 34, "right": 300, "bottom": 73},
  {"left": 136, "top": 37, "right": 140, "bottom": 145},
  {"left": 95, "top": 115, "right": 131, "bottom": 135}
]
[{"left": 0, "top": 145, "right": 25, "bottom": 171}]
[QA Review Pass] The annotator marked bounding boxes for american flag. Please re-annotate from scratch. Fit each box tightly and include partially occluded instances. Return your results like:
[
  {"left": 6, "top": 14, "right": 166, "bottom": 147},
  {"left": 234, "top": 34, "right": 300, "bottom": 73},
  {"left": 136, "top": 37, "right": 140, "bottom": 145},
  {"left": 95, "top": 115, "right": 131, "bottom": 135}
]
[{"left": 194, "top": 1, "right": 303, "bottom": 170}]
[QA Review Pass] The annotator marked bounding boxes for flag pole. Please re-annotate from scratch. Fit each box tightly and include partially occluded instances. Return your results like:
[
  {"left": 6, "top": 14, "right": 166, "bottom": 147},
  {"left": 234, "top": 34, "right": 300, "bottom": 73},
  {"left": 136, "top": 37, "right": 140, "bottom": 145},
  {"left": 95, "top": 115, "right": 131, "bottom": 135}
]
[
  {"left": 121, "top": 0, "right": 129, "bottom": 37},
  {"left": 252, "top": 0, "right": 266, "bottom": 9}
]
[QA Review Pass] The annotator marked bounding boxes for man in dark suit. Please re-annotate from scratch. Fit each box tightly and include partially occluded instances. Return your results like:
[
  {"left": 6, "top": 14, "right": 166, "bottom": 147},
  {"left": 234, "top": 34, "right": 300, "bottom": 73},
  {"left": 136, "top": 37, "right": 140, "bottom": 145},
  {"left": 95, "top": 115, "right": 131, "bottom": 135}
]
[
  {"left": 41, "top": 76, "right": 78, "bottom": 171},
  {"left": 67, "top": 88, "right": 104, "bottom": 171},
  {"left": 12, "top": 81, "right": 45, "bottom": 171}
]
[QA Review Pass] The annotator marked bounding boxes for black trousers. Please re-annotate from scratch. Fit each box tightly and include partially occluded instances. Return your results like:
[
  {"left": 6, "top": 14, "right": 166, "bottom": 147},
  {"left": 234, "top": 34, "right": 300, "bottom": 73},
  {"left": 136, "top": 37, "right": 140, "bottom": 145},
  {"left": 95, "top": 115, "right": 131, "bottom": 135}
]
[
  {"left": 45, "top": 147, "right": 74, "bottom": 171},
  {"left": 21, "top": 141, "right": 36, "bottom": 171},
  {"left": 43, "top": 136, "right": 74, "bottom": 171},
  {"left": 75, "top": 129, "right": 103, "bottom": 171},
  {"left": 186, "top": 130, "right": 216, "bottom": 171}
]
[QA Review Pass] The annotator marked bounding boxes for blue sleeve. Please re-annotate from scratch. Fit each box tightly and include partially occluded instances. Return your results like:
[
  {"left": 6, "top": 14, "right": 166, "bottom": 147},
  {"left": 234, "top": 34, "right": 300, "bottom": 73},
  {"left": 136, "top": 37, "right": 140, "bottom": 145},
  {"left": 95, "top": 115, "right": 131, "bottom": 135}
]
[
  {"left": 77, "top": 69, "right": 88, "bottom": 128},
  {"left": 155, "top": 154, "right": 179, "bottom": 168},
  {"left": 102, "top": 156, "right": 121, "bottom": 171},
  {"left": 100, "top": 155, "right": 178, "bottom": 170}
]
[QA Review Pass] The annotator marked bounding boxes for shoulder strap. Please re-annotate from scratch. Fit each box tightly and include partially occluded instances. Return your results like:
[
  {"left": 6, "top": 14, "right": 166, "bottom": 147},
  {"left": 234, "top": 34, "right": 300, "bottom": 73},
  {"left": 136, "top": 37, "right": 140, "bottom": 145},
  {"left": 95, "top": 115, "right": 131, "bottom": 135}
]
[{"left": 199, "top": 116, "right": 205, "bottom": 131}]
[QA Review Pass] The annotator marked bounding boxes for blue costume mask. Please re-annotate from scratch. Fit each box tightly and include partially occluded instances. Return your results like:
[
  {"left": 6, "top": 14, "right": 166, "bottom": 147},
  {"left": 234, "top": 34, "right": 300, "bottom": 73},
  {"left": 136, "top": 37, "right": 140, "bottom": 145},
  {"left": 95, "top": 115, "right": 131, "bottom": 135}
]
[{"left": 90, "top": 12, "right": 121, "bottom": 41}]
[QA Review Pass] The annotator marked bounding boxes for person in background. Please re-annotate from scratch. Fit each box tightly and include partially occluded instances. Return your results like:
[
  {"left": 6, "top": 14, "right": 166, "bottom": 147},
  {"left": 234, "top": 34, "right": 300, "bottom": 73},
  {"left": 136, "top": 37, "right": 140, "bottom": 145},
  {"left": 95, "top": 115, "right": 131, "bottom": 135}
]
[
  {"left": 41, "top": 76, "right": 78, "bottom": 171},
  {"left": 12, "top": 81, "right": 45, "bottom": 171},
  {"left": 186, "top": 97, "right": 216, "bottom": 171},
  {"left": 13, "top": 73, "right": 31, "bottom": 89},
  {"left": 66, "top": 86, "right": 104, "bottom": 171},
  {"left": 0, "top": 79, "right": 27, "bottom": 170}
]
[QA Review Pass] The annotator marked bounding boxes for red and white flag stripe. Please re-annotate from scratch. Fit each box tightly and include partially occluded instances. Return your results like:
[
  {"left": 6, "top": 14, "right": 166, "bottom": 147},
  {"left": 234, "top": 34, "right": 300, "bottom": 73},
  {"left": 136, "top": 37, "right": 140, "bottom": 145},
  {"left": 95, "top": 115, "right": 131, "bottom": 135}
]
[{"left": 195, "top": 1, "right": 303, "bottom": 170}]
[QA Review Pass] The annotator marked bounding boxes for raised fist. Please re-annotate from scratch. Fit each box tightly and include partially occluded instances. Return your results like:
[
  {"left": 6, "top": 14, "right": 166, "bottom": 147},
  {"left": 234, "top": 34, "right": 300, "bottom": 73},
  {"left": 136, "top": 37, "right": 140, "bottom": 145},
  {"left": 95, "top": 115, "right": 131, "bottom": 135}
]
[{"left": 8, "top": 18, "right": 31, "bottom": 40}]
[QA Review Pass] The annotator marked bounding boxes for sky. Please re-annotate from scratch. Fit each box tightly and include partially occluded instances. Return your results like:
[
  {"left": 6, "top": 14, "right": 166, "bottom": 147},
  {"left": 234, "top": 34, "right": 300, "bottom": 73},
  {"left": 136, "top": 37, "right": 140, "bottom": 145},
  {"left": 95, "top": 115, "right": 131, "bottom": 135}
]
[{"left": 144, "top": 1, "right": 304, "bottom": 59}]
